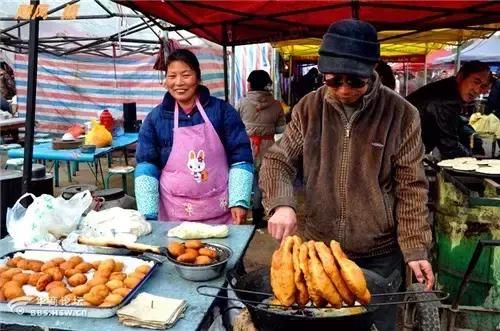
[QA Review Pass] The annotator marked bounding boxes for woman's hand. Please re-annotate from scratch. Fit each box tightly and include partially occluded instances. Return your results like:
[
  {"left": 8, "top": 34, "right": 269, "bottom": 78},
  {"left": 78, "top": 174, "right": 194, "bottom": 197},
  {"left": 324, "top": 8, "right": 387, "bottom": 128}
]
[
  {"left": 231, "top": 207, "right": 248, "bottom": 225},
  {"left": 267, "top": 206, "right": 297, "bottom": 244}
]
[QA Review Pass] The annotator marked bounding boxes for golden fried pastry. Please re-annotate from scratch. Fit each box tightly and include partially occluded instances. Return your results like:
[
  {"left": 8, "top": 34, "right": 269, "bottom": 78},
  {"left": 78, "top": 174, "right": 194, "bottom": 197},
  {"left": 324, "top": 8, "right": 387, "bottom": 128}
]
[
  {"left": 61, "top": 293, "right": 77, "bottom": 305},
  {"left": 27, "top": 273, "right": 42, "bottom": 286},
  {"left": 314, "top": 241, "right": 355, "bottom": 305},
  {"left": 270, "top": 236, "right": 296, "bottom": 307},
  {"left": 75, "top": 262, "right": 93, "bottom": 273},
  {"left": 109, "top": 272, "right": 127, "bottom": 281},
  {"left": 0, "top": 291, "right": 5, "bottom": 301},
  {"left": 68, "top": 273, "right": 87, "bottom": 287},
  {"left": 112, "top": 287, "right": 131, "bottom": 297},
  {"left": 99, "top": 301, "right": 116, "bottom": 307},
  {"left": 41, "top": 261, "right": 58, "bottom": 272},
  {"left": 3, "top": 284, "right": 25, "bottom": 300},
  {"left": 299, "top": 242, "right": 326, "bottom": 308},
  {"left": 64, "top": 268, "right": 79, "bottom": 278},
  {"left": 113, "top": 262, "right": 124, "bottom": 273},
  {"left": 198, "top": 247, "right": 217, "bottom": 259},
  {"left": 185, "top": 239, "right": 203, "bottom": 249},
  {"left": 49, "top": 257, "right": 66, "bottom": 266},
  {"left": 27, "top": 260, "right": 43, "bottom": 272},
  {"left": 1, "top": 268, "right": 22, "bottom": 280},
  {"left": 16, "top": 259, "right": 30, "bottom": 270},
  {"left": 3, "top": 280, "right": 23, "bottom": 290},
  {"left": 128, "top": 272, "right": 145, "bottom": 280},
  {"left": 93, "top": 270, "right": 111, "bottom": 280},
  {"left": 36, "top": 274, "right": 53, "bottom": 291},
  {"left": 48, "top": 286, "right": 70, "bottom": 299},
  {"left": 58, "top": 261, "right": 74, "bottom": 271},
  {"left": 97, "top": 260, "right": 115, "bottom": 278},
  {"left": 6, "top": 256, "right": 23, "bottom": 267},
  {"left": 185, "top": 248, "right": 199, "bottom": 257},
  {"left": 46, "top": 281, "right": 67, "bottom": 291},
  {"left": 68, "top": 256, "right": 84, "bottom": 267},
  {"left": 176, "top": 252, "right": 197, "bottom": 263},
  {"left": 135, "top": 265, "right": 151, "bottom": 274},
  {"left": 71, "top": 284, "right": 91, "bottom": 297},
  {"left": 307, "top": 241, "right": 342, "bottom": 308},
  {"left": 11, "top": 273, "right": 30, "bottom": 286},
  {"left": 194, "top": 255, "right": 213, "bottom": 265},
  {"left": 330, "top": 240, "right": 370, "bottom": 303},
  {"left": 105, "top": 279, "right": 123, "bottom": 291},
  {"left": 167, "top": 242, "right": 185, "bottom": 257},
  {"left": 291, "top": 236, "right": 309, "bottom": 307},
  {"left": 90, "top": 261, "right": 101, "bottom": 270},
  {"left": 90, "top": 284, "right": 110, "bottom": 298},
  {"left": 0, "top": 266, "right": 9, "bottom": 274},
  {"left": 103, "top": 293, "right": 123, "bottom": 306},
  {"left": 0, "top": 277, "right": 8, "bottom": 288},
  {"left": 123, "top": 277, "right": 141, "bottom": 289},
  {"left": 83, "top": 292, "right": 105, "bottom": 306},
  {"left": 358, "top": 289, "right": 371, "bottom": 305},
  {"left": 87, "top": 276, "right": 107, "bottom": 287},
  {"left": 44, "top": 267, "right": 64, "bottom": 281}
]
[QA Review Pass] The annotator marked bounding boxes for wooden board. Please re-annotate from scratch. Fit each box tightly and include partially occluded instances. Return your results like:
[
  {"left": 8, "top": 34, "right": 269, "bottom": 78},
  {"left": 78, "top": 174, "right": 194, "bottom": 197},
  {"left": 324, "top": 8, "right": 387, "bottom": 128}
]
[{"left": 52, "top": 138, "right": 84, "bottom": 150}]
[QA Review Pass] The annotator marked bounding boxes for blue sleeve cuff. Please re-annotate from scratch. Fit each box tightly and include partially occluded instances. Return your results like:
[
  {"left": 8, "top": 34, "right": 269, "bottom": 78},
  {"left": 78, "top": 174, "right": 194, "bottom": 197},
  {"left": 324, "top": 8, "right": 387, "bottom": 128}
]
[
  {"left": 135, "top": 162, "right": 160, "bottom": 179},
  {"left": 134, "top": 163, "right": 160, "bottom": 218},
  {"left": 228, "top": 162, "right": 253, "bottom": 209}
]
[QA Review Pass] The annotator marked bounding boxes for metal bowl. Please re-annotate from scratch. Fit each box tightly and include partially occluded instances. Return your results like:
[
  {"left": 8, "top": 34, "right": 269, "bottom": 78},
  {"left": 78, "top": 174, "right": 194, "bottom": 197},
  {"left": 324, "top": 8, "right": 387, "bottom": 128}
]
[{"left": 167, "top": 242, "right": 232, "bottom": 282}]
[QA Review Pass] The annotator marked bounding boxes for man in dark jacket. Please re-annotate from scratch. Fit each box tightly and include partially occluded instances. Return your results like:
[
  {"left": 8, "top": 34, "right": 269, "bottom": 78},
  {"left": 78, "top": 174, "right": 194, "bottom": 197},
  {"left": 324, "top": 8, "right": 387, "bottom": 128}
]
[{"left": 407, "top": 61, "right": 491, "bottom": 159}]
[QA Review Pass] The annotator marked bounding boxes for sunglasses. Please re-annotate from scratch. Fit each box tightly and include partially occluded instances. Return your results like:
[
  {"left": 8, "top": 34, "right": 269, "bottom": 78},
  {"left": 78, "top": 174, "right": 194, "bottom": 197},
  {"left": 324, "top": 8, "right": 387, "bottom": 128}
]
[{"left": 324, "top": 75, "right": 368, "bottom": 89}]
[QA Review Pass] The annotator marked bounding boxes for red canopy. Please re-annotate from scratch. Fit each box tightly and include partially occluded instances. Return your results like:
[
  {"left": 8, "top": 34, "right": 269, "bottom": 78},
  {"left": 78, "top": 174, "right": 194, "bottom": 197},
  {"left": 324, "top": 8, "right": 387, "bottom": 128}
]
[{"left": 117, "top": 1, "right": 500, "bottom": 46}]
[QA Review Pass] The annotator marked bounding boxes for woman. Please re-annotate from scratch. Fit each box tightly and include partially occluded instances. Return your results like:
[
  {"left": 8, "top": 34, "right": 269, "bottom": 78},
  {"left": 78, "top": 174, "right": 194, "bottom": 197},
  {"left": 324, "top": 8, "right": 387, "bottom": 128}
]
[
  {"left": 237, "top": 70, "right": 285, "bottom": 228},
  {"left": 135, "top": 49, "right": 253, "bottom": 224}
]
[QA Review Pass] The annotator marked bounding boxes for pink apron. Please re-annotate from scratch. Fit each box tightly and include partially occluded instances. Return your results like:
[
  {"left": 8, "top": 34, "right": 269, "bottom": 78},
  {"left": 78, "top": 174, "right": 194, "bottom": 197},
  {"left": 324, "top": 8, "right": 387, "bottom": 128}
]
[{"left": 158, "top": 99, "right": 232, "bottom": 224}]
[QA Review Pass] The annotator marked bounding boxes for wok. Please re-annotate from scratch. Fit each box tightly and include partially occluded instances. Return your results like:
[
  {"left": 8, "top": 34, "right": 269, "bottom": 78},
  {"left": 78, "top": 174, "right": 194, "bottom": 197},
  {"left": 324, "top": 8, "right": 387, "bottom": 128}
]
[{"left": 226, "top": 268, "right": 374, "bottom": 331}]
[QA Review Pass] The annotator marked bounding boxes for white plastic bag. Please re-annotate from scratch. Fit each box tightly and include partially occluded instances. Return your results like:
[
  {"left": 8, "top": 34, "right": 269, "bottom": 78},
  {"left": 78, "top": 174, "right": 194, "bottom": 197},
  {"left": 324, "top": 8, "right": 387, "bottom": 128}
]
[{"left": 7, "top": 191, "right": 92, "bottom": 248}]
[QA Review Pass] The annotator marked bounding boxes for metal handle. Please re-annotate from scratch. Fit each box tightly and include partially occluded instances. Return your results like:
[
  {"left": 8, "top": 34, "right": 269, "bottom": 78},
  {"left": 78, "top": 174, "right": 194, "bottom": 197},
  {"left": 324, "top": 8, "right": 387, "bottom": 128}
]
[{"left": 77, "top": 236, "right": 161, "bottom": 254}]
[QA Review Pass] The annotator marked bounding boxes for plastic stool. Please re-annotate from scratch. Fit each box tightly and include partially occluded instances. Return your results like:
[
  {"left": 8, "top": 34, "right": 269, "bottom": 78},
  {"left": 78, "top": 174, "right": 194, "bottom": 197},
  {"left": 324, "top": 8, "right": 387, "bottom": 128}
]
[
  {"left": 105, "top": 166, "right": 135, "bottom": 194},
  {"left": 5, "top": 158, "right": 24, "bottom": 170}
]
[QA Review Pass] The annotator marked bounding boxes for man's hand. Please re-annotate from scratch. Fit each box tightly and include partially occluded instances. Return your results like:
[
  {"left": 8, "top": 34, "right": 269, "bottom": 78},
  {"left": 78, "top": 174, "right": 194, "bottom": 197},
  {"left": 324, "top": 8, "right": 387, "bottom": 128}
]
[
  {"left": 231, "top": 207, "right": 247, "bottom": 225},
  {"left": 408, "top": 260, "right": 435, "bottom": 291},
  {"left": 267, "top": 206, "right": 297, "bottom": 244}
]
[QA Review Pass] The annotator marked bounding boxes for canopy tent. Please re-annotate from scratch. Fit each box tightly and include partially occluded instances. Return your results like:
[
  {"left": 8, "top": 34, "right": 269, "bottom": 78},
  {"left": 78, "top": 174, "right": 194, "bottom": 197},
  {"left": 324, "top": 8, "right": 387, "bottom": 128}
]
[
  {"left": 117, "top": 1, "right": 500, "bottom": 46},
  {"left": 433, "top": 36, "right": 500, "bottom": 65}
]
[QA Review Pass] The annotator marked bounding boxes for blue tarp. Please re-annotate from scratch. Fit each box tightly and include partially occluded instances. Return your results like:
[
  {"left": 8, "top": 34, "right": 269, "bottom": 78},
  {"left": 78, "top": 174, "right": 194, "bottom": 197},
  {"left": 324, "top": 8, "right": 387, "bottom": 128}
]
[{"left": 433, "top": 36, "right": 500, "bottom": 65}]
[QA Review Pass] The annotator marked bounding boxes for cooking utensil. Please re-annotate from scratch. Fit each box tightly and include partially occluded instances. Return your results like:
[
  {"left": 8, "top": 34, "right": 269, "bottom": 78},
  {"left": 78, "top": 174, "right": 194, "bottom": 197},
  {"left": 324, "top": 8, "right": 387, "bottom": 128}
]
[
  {"left": 166, "top": 243, "right": 232, "bottom": 281},
  {"left": 78, "top": 236, "right": 168, "bottom": 255}
]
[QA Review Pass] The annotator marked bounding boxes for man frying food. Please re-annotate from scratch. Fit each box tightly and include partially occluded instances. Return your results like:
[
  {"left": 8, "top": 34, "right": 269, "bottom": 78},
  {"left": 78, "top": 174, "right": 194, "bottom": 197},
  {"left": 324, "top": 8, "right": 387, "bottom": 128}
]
[{"left": 259, "top": 19, "right": 434, "bottom": 331}]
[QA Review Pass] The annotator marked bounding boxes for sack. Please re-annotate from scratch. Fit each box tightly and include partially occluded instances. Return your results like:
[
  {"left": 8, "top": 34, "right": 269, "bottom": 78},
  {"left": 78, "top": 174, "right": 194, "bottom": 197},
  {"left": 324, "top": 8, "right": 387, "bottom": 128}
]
[
  {"left": 7, "top": 191, "right": 92, "bottom": 248},
  {"left": 85, "top": 120, "right": 112, "bottom": 147}
]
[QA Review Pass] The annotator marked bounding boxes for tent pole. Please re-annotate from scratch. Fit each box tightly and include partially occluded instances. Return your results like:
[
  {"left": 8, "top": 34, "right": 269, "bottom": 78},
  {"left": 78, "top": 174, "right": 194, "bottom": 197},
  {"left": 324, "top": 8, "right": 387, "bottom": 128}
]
[
  {"left": 231, "top": 45, "right": 236, "bottom": 106},
  {"left": 424, "top": 43, "right": 428, "bottom": 85},
  {"left": 287, "top": 57, "right": 292, "bottom": 106},
  {"left": 223, "top": 44, "right": 229, "bottom": 102},
  {"left": 22, "top": 0, "right": 40, "bottom": 194},
  {"left": 455, "top": 42, "right": 462, "bottom": 73}
]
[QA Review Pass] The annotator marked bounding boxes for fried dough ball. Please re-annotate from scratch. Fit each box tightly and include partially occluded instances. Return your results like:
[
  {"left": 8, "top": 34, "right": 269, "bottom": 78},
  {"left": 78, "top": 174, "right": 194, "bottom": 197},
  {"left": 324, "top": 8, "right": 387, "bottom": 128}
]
[
  {"left": 177, "top": 249, "right": 198, "bottom": 263},
  {"left": 16, "top": 259, "right": 30, "bottom": 270},
  {"left": 123, "top": 277, "right": 141, "bottom": 289},
  {"left": 83, "top": 292, "right": 105, "bottom": 306},
  {"left": 1, "top": 268, "right": 22, "bottom": 280},
  {"left": 112, "top": 287, "right": 131, "bottom": 297},
  {"left": 113, "top": 261, "right": 124, "bottom": 273},
  {"left": 27, "top": 260, "right": 44, "bottom": 272},
  {"left": 27, "top": 273, "right": 42, "bottom": 286},
  {"left": 41, "top": 261, "right": 58, "bottom": 272},
  {"left": 49, "top": 257, "right": 66, "bottom": 266},
  {"left": 36, "top": 274, "right": 53, "bottom": 291},
  {"left": 198, "top": 247, "right": 217, "bottom": 259},
  {"left": 3, "top": 280, "right": 23, "bottom": 290},
  {"left": 0, "top": 278, "right": 8, "bottom": 288},
  {"left": 71, "top": 284, "right": 91, "bottom": 297},
  {"left": 44, "top": 267, "right": 64, "bottom": 281},
  {"left": 3, "top": 284, "right": 25, "bottom": 300},
  {"left": 105, "top": 279, "right": 123, "bottom": 291},
  {"left": 167, "top": 242, "right": 185, "bottom": 257},
  {"left": 194, "top": 255, "right": 213, "bottom": 265},
  {"left": 87, "top": 276, "right": 108, "bottom": 287},
  {"left": 97, "top": 259, "right": 115, "bottom": 277},
  {"left": 109, "top": 272, "right": 127, "bottom": 281},
  {"left": 103, "top": 293, "right": 123, "bottom": 306},
  {"left": 46, "top": 281, "right": 66, "bottom": 291},
  {"left": 61, "top": 293, "right": 78, "bottom": 305},
  {"left": 68, "top": 256, "right": 84, "bottom": 267},
  {"left": 6, "top": 256, "right": 23, "bottom": 267},
  {"left": 48, "top": 286, "right": 70, "bottom": 299},
  {"left": 75, "top": 262, "right": 93, "bottom": 273},
  {"left": 89, "top": 284, "right": 110, "bottom": 299},
  {"left": 93, "top": 270, "right": 111, "bottom": 280},
  {"left": 68, "top": 273, "right": 87, "bottom": 287},
  {"left": 185, "top": 240, "right": 203, "bottom": 249},
  {"left": 11, "top": 273, "right": 30, "bottom": 285},
  {"left": 135, "top": 265, "right": 151, "bottom": 274},
  {"left": 64, "top": 268, "right": 79, "bottom": 278},
  {"left": 90, "top": 261, "right": 101, "bottom": 270},
  {"left": 185, "top": 248, "right": 200, "bottom": 257},
  {"left": 0, "top": 266, "right": 9, "bottom": 274},
  {"left": 128, "top": 272, "right": 145, "bottom": 280},
  {"left": 58, "top": 261, "right": 74, "bottom": 271}
]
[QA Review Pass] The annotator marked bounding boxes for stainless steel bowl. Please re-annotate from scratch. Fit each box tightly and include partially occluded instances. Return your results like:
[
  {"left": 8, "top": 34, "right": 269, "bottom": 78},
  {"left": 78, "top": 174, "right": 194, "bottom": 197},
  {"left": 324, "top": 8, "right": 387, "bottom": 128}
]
[{"left": 167, "top": 242, "right": 233, "bottom": 281}]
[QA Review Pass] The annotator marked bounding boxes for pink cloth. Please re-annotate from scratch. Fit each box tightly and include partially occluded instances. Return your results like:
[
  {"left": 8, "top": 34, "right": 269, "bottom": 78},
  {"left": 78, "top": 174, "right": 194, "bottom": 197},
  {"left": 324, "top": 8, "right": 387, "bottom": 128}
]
[{"left": 158, "top": 99, "right": 232, "bottom": 224}]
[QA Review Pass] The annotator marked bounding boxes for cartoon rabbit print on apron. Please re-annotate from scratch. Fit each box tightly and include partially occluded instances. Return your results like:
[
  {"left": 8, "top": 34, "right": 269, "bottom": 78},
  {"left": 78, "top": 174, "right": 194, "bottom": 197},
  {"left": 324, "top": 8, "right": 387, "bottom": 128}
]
[{"left": 188, "top": 150, "right": 208, "bottom": 183}]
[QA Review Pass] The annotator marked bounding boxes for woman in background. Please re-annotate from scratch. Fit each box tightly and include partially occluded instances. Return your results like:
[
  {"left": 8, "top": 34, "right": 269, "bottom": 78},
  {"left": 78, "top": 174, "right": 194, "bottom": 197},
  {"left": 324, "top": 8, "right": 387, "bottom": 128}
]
[
  {"left": 135, "top": 49, "right": 253, "bottom": 224},
  {"left": 237, "top": 70, "right": 285, "bottom": 228}
]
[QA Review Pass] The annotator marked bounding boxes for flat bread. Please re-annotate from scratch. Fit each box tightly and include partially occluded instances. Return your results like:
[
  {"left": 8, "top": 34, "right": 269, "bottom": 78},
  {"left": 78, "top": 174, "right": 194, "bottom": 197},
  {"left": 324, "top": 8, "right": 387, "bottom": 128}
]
[
  {"left": 452, "top": 163, "right": 479, "bottom": 171},
  {"left": 437, "top": 160, "right": 460, "bottom": 167},
  {"left": 475, "top": 166, "right": 500, "bottom": 175},
  {"left": 475, "top": 159, "right": 500, "bottom": 166}
]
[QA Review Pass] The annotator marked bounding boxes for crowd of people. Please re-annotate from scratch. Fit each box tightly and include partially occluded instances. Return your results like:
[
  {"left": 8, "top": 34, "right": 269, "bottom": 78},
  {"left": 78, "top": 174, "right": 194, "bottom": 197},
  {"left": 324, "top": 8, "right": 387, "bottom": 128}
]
[{"left": 134, "top": 18, "right": 498, "bottom": 331}]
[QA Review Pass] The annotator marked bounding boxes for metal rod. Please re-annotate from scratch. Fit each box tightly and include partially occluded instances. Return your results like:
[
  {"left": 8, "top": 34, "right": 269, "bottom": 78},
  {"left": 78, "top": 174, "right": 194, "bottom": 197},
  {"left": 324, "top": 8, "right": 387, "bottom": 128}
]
[{"left": 22, "top": 0, "right": 40, "bottom": 194}]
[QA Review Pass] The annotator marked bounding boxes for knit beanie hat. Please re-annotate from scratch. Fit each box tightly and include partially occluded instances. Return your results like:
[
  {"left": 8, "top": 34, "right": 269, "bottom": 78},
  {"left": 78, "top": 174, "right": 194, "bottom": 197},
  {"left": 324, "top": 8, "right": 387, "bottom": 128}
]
[{"left": 318, "top": 19, "right": 380, "bottom": 78}]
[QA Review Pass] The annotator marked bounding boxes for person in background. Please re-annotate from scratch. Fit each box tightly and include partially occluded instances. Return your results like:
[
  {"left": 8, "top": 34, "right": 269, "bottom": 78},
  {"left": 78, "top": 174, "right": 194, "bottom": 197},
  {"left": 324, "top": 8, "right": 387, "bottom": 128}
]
[
  {"left": 237, "top": 70, "right": 286, "bottom": 228},
  {"left": 375, "top": 60, "right": 396, "bottom": 90},
  {"left": 407, "top": 61, "right": 492, "bottom": 159},
  {"left": 0, "top": 61, "right": 17, "bottom": 116},
  {"left": 260, "top": 19, "right": 433, "bottom": 331},
  {"left": 135, "top": 49, "right": 253, "bottom": 224},
  {"left": 485, "top": 74, "right": 499, "bottom": 119}
]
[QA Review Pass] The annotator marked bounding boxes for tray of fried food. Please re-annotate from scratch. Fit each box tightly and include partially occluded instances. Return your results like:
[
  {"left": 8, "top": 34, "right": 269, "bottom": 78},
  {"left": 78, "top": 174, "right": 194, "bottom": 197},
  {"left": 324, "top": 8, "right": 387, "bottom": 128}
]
[
  {"left": 0, "top": 250, "right": 158, "bottom": 318},
  {"left": 269, "top": 236, "right": 370, "bottom": 309}
]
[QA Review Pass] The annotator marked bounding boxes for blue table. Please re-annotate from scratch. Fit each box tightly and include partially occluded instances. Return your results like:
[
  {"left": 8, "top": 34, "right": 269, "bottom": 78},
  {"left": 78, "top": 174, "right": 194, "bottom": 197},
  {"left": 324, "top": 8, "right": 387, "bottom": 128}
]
[
  {"left": 7, "top": 133, "right": 138, "bottom": 186},
  {"left": 0, "top": 221, "right": 255, "bottom": 331}
]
